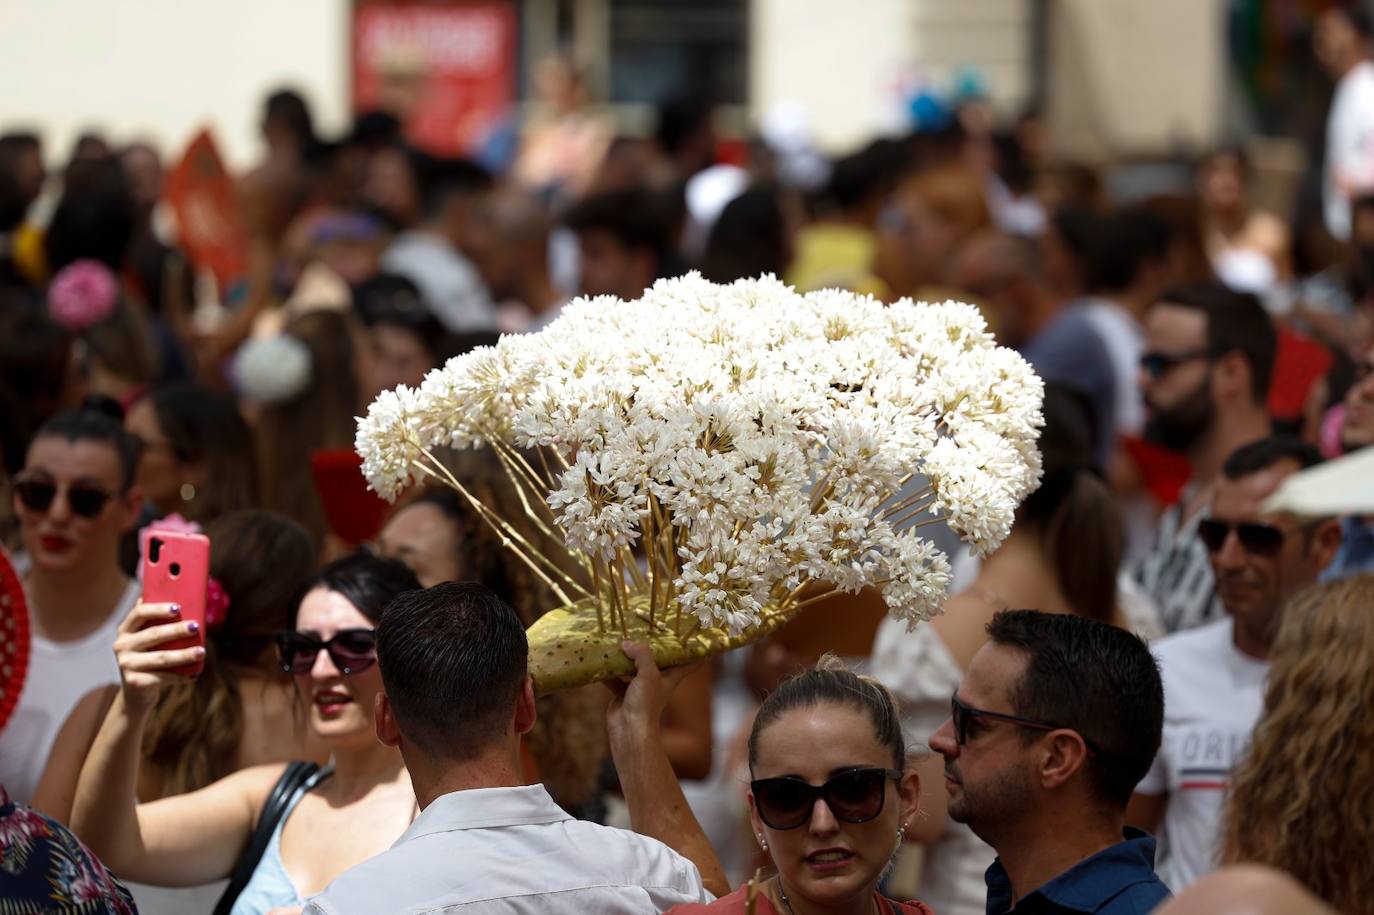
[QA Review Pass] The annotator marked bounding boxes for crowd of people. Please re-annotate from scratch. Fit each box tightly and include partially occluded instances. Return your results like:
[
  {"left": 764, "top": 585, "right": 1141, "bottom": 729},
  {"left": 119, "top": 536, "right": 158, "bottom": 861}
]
[{"left": 3, "top": 4, "right": 1374, "bottom": 914}]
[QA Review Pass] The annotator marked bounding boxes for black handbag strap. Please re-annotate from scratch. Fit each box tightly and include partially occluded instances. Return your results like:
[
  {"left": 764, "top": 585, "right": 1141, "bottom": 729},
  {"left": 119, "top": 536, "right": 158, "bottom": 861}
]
[{"left": 212, "top": 760, "right": 328, "bottom": 915}]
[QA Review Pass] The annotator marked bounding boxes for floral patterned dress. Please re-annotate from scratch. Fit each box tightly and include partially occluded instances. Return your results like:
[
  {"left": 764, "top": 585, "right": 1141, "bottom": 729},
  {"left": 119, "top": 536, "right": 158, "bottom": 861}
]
[{"left": 0, "top": 787, "right": 136, "bottom": 914}]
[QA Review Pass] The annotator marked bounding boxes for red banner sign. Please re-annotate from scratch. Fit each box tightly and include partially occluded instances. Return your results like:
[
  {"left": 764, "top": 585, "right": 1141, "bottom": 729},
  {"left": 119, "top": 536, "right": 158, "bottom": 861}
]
[{"left": 353, "top": 1, "right": 517, "bottom": 157}]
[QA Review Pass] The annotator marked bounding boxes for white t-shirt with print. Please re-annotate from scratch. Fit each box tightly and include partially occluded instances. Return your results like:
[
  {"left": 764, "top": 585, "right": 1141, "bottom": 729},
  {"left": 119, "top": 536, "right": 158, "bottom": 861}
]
[{"left": 1136, "top": 618, "right": 1268, "bottom": 891}]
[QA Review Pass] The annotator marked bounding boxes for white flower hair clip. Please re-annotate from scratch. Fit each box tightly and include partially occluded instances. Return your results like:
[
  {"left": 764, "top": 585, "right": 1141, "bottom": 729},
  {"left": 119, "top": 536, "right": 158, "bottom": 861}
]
[{"left": 234, "top": 334, "right": 313, "bottom": 405}]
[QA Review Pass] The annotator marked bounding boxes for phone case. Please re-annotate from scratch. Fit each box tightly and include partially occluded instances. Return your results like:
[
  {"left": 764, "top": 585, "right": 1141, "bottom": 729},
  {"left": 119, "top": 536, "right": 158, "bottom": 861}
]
[{"left": 140, "top": 529, "right": 210, "bottom": 677}]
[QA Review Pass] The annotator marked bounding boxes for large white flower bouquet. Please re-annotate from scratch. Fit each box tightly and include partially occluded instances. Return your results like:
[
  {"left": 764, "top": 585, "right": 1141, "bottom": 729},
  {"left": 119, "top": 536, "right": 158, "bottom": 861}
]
[{"left": 357, "top": 274, "right": 1043, "bottom": 692}]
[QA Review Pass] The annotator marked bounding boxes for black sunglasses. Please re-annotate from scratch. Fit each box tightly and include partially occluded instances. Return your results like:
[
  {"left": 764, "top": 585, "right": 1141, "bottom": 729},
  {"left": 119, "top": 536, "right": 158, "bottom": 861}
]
[
  {"left": 275, "top": 628, "right": 378, "bottom": 676},
  {"left": 14, "top": 476, "right": 115, "bottom": 519},
  {"left": 951, "top": 694, "right": 1061, "bottom": 746},
  {"left": 1197, "top": 518, "right": 1293, "bottom": 557},
  {"left": 750, "top": 766, "right": 901, "bottom": 831},
  {"left": 1139, "top": 348, "right": 1211, "bottom": 380}
]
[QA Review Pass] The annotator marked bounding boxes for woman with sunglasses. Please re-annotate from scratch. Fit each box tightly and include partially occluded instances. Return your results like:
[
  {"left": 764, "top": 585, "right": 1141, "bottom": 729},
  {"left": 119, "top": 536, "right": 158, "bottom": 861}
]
[
  {"left": 72, "top": 551, "right": 422, "bottom": 915},
  {"left": 672, "top": 658, "right": 930, "bottom": 915},
  {"left": 0, "top": 397, "right": 142, "bottom": 807}
]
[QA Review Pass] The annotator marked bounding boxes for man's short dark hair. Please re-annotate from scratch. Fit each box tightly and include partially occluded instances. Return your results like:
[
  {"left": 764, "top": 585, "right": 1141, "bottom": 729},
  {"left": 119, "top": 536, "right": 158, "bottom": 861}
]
[
  {"left": 1155, "top": 281, "right": 1277, "bottom": 403},
  {"left": 986, "top": 610, "right": 1164, "bottom": 809},
  {"left": 1084, "top": 209, "right": 1172, "bottom": 294},
  {"left": 376, "top": 582, "right": 529, "bottom": 760},
  {"left": 564, "top": 188, "right": 673, "bottom": 260},
  {"left": 419, "top": 157, "right": 494, "bottom": 222},
  {"left": 1222, "top": 436, "right": 1322, "bottom": 481}
]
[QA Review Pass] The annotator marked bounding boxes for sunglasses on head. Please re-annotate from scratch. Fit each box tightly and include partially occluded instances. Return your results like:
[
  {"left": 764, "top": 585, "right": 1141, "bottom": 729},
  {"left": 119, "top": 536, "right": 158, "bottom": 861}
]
[
  {"left": 750, "top": 766, "right": 901, "bottom": 831},
  {"left": 14, "top": 476, "right": 115, "bottom": 519},
  {"left": 275, "top": 628, "right": 378, "bottom": 676},
  {"left": 1139, "top": 348, "right": 1211, "bottom": 380}
]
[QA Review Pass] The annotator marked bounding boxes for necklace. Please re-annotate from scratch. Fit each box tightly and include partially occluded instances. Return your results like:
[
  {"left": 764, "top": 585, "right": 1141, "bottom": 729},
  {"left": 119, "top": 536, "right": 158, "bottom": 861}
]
[
  {"left": 773, "top": 877, "right": 796, "bottom": 915},
  {"left": 774, "top": 876, "right": 886, "bottom": 915}
]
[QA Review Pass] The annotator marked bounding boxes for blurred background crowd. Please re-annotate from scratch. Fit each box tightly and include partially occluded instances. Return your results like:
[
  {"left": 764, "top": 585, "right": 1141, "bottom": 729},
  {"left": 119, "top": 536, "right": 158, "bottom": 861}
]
[{"left": 1, "top": 1, "right": 1373, "bottom": 914}]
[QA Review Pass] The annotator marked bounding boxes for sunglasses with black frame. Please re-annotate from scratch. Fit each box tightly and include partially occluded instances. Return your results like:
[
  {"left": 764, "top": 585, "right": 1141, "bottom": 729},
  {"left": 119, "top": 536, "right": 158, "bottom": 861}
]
[
  {"left": 750, "top": 766, "right": 902, "bottom": 831},
  {"left": 13, "top": 474, "right": 116, "bottom": 519},
  {"left": 1196, "top": 518, "right": 1324, "bottom": 558},
  {"left": 949, "top": 693, "right": 1102, "bottom": 757},
  {"left": 275, "top": 628, "right": 379, "bottom": 676},
  {"left": 1139, "top": 348, "right": 1213, "bottom": 380}
]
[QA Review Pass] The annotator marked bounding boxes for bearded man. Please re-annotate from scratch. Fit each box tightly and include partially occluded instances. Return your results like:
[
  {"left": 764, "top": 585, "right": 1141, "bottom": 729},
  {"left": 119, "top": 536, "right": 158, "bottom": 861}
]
[{"left": 1132, "top": 282, "right": 1276, "bottom": 632}]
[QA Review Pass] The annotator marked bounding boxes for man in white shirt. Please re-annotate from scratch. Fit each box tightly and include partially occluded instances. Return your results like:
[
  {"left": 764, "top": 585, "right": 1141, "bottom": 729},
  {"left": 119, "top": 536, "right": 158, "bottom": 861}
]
[
  {"left": 1317, "top": 3, "right": 1374, "bottom": 241},
  {"left": 304, "top": 582, "right": 725, "bottom": 914},
  {"left": 1128, "top": 438, "right": 1342, "bottom": 891},
  {"left": 381, "top": 159, "right": 499, "bottom": 333}
]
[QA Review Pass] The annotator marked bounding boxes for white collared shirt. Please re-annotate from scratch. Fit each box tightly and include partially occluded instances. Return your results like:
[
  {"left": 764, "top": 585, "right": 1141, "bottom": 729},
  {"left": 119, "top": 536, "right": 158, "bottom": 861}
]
[{"left": 303, "top": 784, "right": 711, "bottom": 914}]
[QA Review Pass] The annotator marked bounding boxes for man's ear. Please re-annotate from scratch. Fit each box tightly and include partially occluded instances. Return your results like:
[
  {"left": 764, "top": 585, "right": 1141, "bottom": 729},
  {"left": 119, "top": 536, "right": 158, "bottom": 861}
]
[
  {"left": 1309, "top": 517, "right": 1344, "bottom": 572},
  {"left": 375, "top": 693, "right": 402, "bottom": 748},
  {"left": 1212, "top": 350, "right": 1251, "bottom": 402},
  {"left": 1038, "top": 730, "right": 1091, "bottom": 792},
  {"left": 513, "top": 676, "right": 537, "bottom": 737}
]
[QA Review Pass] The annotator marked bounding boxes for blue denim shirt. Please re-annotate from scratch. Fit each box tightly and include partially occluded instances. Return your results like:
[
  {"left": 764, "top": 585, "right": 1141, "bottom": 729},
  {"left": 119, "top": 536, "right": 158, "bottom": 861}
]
[
  {"left": 1320, "top": 516, "right": 1374, "bottom": 582},
  {"left": 985, "top": 829, "right": 1171, "bottom": 914}
]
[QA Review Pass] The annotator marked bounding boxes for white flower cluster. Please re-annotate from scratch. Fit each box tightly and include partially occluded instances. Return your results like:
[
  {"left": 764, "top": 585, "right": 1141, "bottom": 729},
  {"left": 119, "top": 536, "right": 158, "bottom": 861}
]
[{"left": 357, "top": 274, "right": 1043, "bottom": 633}]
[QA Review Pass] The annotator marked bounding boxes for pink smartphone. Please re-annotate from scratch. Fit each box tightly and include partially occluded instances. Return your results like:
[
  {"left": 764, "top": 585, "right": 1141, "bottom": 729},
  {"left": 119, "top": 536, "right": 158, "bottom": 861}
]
[{"left": 140, "top": 529, "right": 211, "bottom": 677}]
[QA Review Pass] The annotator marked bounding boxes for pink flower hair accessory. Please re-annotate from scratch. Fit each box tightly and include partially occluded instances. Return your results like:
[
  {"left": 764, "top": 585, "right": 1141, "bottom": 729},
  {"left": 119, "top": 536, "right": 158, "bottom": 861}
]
[
  {"left": 205, "top": 577, "right": 231, "bottom": 631},
  {"left": 48, "top": 259, "right": 119, "bottom": 332}
]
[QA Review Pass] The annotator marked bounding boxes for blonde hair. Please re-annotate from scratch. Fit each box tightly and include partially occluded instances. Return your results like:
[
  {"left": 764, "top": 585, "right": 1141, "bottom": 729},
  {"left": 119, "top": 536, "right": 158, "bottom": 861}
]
[
  {"left": 749, "top": 653, "right": 905, "bottom": 772},
  {"left": 1219, "top": 575, "right": 1374, "bottom": 911}
]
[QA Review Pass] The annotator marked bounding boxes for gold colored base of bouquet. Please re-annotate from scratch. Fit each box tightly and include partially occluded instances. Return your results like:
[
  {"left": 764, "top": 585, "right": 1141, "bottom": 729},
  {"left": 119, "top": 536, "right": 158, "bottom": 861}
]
[{"left": 528, "top": 593, "right": 795, "bottom": 695}]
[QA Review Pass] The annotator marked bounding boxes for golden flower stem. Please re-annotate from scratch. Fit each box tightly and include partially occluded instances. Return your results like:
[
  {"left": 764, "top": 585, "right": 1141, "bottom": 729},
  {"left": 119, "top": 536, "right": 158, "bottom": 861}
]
[
  {"left": 411, "top": 460, "right": 574, "bottom": 605},
  {"left": 488, "top": 437, "right": 565, "bottom": 537},
  {"left": 621, "top": 544, "right": 647, "bottom": 590},
  {"left": 412, "top": 450, "right": 589, "bottom": 604},
  {"left": 879, "top": 486, "right": 935, "bottom": 518},
  {"left": 644, "top": 497, "right": 658, "bottom": 632},
  {"left": 886, "top": 502, "right": 943, "bottom": 531},
  {"left": 591, "top": 563, "right": 606, "bottom": 633},
  {"left": 487, "top": 438, "right": 558, "bottom": 524}
]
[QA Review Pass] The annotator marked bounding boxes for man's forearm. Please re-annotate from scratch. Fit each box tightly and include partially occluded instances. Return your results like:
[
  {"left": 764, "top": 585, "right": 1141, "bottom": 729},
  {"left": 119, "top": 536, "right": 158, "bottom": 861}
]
[{"left": 611, "top": 730, "right": 729, "bottom": 897}]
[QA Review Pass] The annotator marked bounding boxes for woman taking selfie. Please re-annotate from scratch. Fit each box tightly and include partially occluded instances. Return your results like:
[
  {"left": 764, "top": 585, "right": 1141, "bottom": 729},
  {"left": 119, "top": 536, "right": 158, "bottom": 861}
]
[
  {"left": 672, "top": 659, "right": 930, "bottom": 914},
  {"left": 72, "top": 551, "right": 422, "bottom": 915}
]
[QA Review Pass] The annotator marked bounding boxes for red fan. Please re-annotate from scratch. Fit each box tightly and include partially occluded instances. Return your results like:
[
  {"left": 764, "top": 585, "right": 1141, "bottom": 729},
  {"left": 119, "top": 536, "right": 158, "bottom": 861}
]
[
  {"left": 310, "top": 448, "right": 391, "bottom": 547},
  {"left": 0, "top": 548, "right": 31, "bottom": 737}
]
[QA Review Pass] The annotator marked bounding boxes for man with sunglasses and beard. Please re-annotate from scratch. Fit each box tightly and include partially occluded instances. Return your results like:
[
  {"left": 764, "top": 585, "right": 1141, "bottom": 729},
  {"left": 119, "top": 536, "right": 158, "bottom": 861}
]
[
  {"left": 929, "top": 610, "right": 1169, "bottom": 914},
  {"left": 1127, "top": 437, "right": 1342, "bottom": 892},
  {"left": 1134, "top": 282, "right": 1276, "bottom": 634}
]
